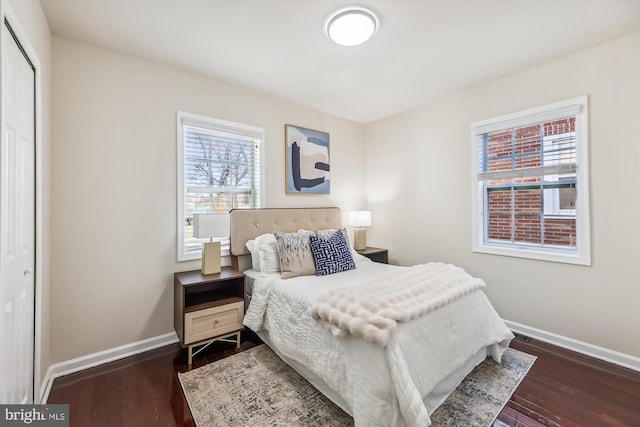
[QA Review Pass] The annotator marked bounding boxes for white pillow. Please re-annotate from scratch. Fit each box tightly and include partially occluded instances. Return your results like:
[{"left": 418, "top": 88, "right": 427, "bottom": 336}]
[
  {"left": 254, "top": 233, "right": 281, "bottom": 274},
  {"left": 245, "top": 239, "right": 261, "bottom": 272}
]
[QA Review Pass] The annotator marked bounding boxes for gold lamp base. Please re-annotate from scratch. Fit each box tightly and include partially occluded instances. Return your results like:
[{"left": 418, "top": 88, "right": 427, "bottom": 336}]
[
  {"left": 354, "top": 228, "right": 367, "bottom": 250},
  {"left": 202, "top": 241, "right": 221, "bottom": 275}
]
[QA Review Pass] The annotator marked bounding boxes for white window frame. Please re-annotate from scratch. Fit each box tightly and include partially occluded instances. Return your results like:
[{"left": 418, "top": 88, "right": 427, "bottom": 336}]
[
  {"left": 471, "top": 96, "right": 591, "bottom": 265},
  {"left": 177, "top": 111, "right": 264, "bottom": 261}
]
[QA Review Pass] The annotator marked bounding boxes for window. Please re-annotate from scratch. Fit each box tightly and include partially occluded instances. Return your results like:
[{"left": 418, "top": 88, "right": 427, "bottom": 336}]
[
  {"left": 471, "top": 97, "right": 590, "bottom": 265},
  {"left": 177, "top": 111, "right": 263, "bottom": 261}
]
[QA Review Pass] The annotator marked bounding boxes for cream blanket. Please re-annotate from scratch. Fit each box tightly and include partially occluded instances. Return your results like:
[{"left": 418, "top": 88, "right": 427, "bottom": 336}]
[{"left": 310, "top": 262, "right": 486, "bottom": 347}]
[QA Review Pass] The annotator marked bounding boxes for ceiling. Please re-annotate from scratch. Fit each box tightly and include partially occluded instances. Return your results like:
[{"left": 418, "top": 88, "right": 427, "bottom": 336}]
[{"left": 39, "top": 0, "right": 640, "bottom": 124}]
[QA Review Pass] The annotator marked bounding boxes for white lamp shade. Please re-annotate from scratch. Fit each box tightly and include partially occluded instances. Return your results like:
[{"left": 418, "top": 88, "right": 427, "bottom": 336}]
[
  {"left": 349, "top": 210, "right": 372, "bottom": 228},
  {"left": 193, "top": 213, "right": 230, "bottom": 239}
]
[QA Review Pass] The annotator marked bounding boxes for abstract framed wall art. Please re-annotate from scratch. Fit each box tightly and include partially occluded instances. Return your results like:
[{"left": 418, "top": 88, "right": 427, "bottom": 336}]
[{"left": 285, "top": 124, "right": 330, "bottom": 194}]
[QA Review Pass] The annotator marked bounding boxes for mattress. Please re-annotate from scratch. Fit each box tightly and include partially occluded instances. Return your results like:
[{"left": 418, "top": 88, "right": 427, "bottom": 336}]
[{"left": 243, "top": 260, "right": 513, "bottom": 427}]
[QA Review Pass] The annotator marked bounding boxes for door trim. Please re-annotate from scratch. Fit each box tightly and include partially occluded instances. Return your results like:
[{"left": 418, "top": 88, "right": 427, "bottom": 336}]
[{"left": 1, "top": 0, "right": 44, "bottom": 403}]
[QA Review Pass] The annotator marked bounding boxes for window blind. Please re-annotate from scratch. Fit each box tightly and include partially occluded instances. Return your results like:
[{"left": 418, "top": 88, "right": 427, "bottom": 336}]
[
  {"left": 184, "top": 125, "right": 260, "bottom": 209},
  {"left": 473, "top": 103, "right": 582, "bottom": 135}
]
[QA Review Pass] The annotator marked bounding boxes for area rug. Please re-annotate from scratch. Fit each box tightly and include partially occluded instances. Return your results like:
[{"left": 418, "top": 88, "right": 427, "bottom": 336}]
[{"left": 178, "top": 344, "right": 535, "bottom": 427}]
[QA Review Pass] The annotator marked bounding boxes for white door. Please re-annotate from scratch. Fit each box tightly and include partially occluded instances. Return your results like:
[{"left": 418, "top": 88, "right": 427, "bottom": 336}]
[{"left": 0, "top": 22, "right": 36, "bottom": 404}]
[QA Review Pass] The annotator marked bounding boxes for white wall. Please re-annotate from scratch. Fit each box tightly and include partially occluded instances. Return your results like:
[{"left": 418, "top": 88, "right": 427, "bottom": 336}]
[
  {"left": 4, "top": 0, "right": 51, "bottom": 396},
  {"left": 50, "top": 37, "right": 365, "bottom": 363},
  {"left": 365, "top": 32, "right": 640, "bottom": 358}
]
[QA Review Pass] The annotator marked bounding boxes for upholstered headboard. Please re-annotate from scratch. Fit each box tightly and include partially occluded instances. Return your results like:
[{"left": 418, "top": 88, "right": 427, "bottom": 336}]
[{"left": 229, "top": 207, "right": 342, "bottom": 256}]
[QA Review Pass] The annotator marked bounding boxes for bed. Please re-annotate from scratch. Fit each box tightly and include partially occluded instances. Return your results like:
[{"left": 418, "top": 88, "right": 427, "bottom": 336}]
[{"left": 229, "top": 207, "right": 514, "bottom": 427}]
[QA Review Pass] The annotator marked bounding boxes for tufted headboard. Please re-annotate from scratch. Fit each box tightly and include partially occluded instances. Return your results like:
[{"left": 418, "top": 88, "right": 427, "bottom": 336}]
[{"left": 229, "top": 207, "right": 342, "bottom": 256}]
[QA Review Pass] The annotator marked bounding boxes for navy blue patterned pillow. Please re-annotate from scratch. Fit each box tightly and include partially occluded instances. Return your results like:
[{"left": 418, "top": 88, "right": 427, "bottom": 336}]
[{"left": 309, "top": 230, "right": 356, "bottom": 276}]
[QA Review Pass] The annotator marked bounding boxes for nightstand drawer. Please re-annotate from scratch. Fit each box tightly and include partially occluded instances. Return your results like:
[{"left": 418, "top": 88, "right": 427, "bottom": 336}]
[{"left": 184, "top": 301, "right": 244, "bottom": 345}]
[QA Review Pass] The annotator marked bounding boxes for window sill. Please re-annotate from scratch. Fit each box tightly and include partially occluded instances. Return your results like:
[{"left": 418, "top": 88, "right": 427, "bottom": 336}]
[{"left": 473, "top": 243, "right": 590, "bottom": 266}]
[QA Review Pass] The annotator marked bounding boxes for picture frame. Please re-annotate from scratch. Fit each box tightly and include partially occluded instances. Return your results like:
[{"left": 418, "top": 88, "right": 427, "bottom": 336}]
[{"left": 285, "top": 124, "right": 330, "bottom": 194}]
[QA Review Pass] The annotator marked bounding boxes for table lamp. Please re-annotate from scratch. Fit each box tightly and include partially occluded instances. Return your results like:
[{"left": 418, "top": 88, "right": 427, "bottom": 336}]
[
  {"left": 349, "top": 210, "right": 371, "bottom": 250},
  {"left": 193, "top": 213, "right": 230, "bottom": 275}
]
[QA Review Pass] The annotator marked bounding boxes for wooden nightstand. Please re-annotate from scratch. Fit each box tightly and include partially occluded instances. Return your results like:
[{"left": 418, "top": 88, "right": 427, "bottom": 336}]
[
  {"left": 356, "top": 246, "right": 388, "bottom": 264},
  {"left": 174, "top": 267, "right": 244, "bottom": 365}
]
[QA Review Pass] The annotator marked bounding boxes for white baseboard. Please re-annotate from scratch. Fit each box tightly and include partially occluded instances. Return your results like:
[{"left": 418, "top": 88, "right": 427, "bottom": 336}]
[
  {"left": 39, "top": 332, "right": 178, "bottom": 403},
  {"left": 504, "top": 319, "right": 640, "bottom": 373}
]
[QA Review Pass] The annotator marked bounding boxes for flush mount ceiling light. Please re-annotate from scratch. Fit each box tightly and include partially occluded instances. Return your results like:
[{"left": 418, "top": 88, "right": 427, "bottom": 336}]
[{"left": 326, "top": 7, "right": 378, "bottom": 46}]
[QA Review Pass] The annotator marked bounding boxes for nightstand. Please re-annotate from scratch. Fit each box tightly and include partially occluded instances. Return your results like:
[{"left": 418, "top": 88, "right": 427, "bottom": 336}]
[
  {"left": 356, "top": 246, "right": 388, "bottom": 264},
  {"left": 174, "top": 267, "right": 244, "bottom": 365}
]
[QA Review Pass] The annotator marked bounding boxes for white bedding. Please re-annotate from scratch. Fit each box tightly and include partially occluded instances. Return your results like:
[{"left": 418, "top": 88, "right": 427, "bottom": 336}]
[
  {"left": 243, "top": 259, "right": 514, "bottom": 427},
  {"left": 311, "top": 262, "right": 487, "bottom": 347}
]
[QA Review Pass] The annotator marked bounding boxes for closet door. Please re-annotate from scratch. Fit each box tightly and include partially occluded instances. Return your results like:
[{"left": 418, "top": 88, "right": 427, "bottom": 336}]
[{"left": 0, "top": 21, "right": 36, "bottom": 404}]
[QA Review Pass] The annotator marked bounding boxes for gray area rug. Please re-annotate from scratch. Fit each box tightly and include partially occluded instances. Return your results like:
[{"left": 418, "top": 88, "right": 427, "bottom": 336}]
[{"left": 178, "top": 344, "right": 536, "bottom": 427}]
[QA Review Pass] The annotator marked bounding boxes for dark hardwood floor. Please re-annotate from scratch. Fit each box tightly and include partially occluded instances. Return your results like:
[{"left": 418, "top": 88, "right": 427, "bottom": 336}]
[
  {"left": 496, "top": 339, "right": 640, "bottom": 427},
  {"left": 47, "top": 334, "right": 640, "bottom": 426}
]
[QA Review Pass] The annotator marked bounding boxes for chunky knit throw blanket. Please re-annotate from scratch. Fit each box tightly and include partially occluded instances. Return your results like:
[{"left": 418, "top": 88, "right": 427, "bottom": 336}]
[{"left": 310, "top": 262, "right": 486, "bottom": 347}]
